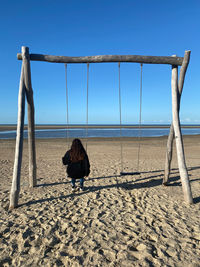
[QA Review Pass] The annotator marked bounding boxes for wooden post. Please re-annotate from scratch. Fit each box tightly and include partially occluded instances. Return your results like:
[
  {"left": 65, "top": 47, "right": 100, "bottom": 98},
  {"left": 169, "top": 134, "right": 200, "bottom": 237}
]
[
  {"left": 163, "top": 51, "right": 191, "bottom": 185},
  {"left": 22, "top": 46, "right": 37, "bottom": 187},
  {"left": 163, "top": 125, "right": 174, "bottom": 185},
  {"left": 171, "top": 64, "right": 193, "bottom": 204},
  {"left": 9, "top": 63, "right": 25, "bottom": 209}
]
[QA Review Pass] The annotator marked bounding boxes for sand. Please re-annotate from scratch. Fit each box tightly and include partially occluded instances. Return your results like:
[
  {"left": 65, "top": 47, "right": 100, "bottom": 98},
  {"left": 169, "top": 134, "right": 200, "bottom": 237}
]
[{"left": 0, "top": 136, "right": 200, "bottom": 267}]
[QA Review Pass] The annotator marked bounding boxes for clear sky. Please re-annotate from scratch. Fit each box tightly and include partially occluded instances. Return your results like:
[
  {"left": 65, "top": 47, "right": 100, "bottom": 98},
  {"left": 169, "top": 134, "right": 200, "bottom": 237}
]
[{"left": 0, "top": 0, "right": 199, "bottom": 125}]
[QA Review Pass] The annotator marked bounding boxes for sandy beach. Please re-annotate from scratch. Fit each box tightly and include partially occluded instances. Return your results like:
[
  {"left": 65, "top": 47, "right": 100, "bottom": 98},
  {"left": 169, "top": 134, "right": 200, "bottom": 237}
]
[{"left": 0, "top": 136, "right": 200, "bottom": 266}]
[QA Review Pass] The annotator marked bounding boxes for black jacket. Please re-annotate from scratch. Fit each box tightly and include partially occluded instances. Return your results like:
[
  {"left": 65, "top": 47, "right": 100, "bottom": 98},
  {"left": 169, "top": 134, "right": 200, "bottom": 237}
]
[{"left": 62, "top": 151, "right": 90, "bottom": 179}]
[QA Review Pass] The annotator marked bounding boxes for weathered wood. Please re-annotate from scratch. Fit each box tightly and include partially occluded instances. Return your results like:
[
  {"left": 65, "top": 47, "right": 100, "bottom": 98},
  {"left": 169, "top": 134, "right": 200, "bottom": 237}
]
[
  {"left": 178, "top": 51, "right": 191, "bottom": 94},
  {"left": 22, "top": 46, "right": 37, "bottom": 187},
  {"left": 9, "top": 63, "right": 25, "bottom": 209},
  {"left": 163, "top": 124, "right": 175, "bottom": 185},
  {"left": 171, "top": 64, "right": 193, "bottom": 204},
  {"left": 163, "top": 51, "right": 191, "bottom": 185},
  {"left": 17, "top": 53, "right": 183, "bottom": 66}
]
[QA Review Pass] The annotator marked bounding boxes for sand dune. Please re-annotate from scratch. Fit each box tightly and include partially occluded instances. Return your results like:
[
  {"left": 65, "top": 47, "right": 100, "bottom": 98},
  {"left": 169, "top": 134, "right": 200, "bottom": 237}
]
[{"left": 0, "top": 137, "right": 200, "bottom": 266}]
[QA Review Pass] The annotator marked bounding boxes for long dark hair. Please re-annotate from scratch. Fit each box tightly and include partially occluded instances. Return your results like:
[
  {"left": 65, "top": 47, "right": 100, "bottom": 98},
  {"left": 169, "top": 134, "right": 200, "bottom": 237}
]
[{"left": 70, "top": 139, "right": 86, "bottom": 162}]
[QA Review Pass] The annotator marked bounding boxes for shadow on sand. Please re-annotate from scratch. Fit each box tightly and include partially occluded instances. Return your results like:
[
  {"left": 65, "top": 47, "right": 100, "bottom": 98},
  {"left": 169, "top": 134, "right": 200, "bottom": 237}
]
[
  {"left": 19, "top": 174, "right": 182, "bottom": 208},
  {"left": 18, "top": 165, "right": 200, "bottom": 207}
]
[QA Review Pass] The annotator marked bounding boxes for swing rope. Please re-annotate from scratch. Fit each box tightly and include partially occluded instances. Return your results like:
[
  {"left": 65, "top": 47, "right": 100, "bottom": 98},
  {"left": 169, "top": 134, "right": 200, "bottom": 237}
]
[
  {"left": 118, "top": 62, "right": 123, "bottom": 174},
  {"left": 136, "top": 63, "right": 143, "bottom": 173},
  {"left": 85, "top": 63, "right": 89, "bottom": 152},
  {"left": 119, "top": 63, "right": 143, "bottom": 176},
  {"left": 64, "top": 63, "right": 70, "bottom": 148}
]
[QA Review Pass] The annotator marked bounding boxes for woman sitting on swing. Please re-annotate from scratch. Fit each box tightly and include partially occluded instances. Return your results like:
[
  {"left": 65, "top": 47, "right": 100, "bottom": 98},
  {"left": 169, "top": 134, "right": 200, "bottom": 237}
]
[{"left": 62, "top": 138, "right": 90, "bottom": 192}]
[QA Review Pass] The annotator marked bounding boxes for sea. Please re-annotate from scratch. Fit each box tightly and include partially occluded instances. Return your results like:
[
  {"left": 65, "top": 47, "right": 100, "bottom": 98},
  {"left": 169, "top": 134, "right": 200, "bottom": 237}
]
[{"left": 1, "top": 125, "right": 200, "bottom": 139}]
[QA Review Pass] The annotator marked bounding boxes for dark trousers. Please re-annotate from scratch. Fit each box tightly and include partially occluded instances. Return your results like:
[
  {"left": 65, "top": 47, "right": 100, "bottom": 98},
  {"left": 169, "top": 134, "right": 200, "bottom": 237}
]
[{"left": 71, "top": 178, "right": 84, "bottom": 188}]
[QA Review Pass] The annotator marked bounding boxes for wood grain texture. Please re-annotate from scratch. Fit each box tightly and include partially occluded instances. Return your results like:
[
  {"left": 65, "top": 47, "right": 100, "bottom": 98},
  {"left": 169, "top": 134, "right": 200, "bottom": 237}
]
[
  {"left": 171, "top": 65, "right": 193, "bottom": 204},
  {"left": 164, "top": 51, "right": 191, "bottom": 185},
  {"left": 22, "top": 46, "right": 37, "bottom": 187},
  {"left": 9, "top": 63, "right": 25, "bottom": 209},
  {"left": 17, "top": 53, "right": 184, "bottom": 65}
]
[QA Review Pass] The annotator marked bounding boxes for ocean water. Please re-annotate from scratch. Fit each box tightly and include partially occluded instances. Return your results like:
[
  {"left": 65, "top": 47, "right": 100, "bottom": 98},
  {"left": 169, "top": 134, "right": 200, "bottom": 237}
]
[{"left": 1, "top": 127, "right": 200, "bottom": 139}]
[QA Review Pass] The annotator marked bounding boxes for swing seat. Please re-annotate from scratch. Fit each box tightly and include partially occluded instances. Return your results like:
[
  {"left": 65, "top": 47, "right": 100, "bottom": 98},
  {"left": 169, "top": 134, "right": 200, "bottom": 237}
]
[{"left": 120, "top": 171, "right": 140, "bottom": 176}]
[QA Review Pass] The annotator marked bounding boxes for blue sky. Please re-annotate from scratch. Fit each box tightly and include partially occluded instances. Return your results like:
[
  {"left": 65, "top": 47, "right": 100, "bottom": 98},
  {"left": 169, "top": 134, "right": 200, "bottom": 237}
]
[{"left": 0, "top": 0, "right": 199, "bottom": 125}]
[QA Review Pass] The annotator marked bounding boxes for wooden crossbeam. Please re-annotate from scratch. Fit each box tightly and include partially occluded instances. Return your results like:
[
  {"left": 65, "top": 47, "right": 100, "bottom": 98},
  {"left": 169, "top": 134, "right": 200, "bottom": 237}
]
[{"left": 17, "top": 53, "right": 184, "bottom": 66}]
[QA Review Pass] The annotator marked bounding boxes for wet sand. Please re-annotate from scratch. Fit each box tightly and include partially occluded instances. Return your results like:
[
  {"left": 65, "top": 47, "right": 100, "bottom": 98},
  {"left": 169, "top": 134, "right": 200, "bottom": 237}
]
[{"left": 1, "top": 124, "right": 200, "bottom": 133}]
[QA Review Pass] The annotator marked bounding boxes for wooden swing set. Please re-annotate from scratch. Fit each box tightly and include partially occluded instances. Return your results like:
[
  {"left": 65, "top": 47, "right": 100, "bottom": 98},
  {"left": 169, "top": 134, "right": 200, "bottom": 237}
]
[{"left": 9, "top": 46, "right": 193, "bottom": 209}]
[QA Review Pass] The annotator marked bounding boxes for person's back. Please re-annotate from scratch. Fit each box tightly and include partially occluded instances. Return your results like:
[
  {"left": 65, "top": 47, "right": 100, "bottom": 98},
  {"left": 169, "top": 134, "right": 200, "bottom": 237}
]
[{"left": 62, "top": 139, "right": 90, "bottom": 191}]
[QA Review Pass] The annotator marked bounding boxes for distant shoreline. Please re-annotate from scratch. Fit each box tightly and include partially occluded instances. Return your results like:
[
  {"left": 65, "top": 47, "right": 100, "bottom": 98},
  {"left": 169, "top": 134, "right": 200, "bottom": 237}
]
[{"left": 1, "top": 124, "right": 200, "bottom": 132}]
